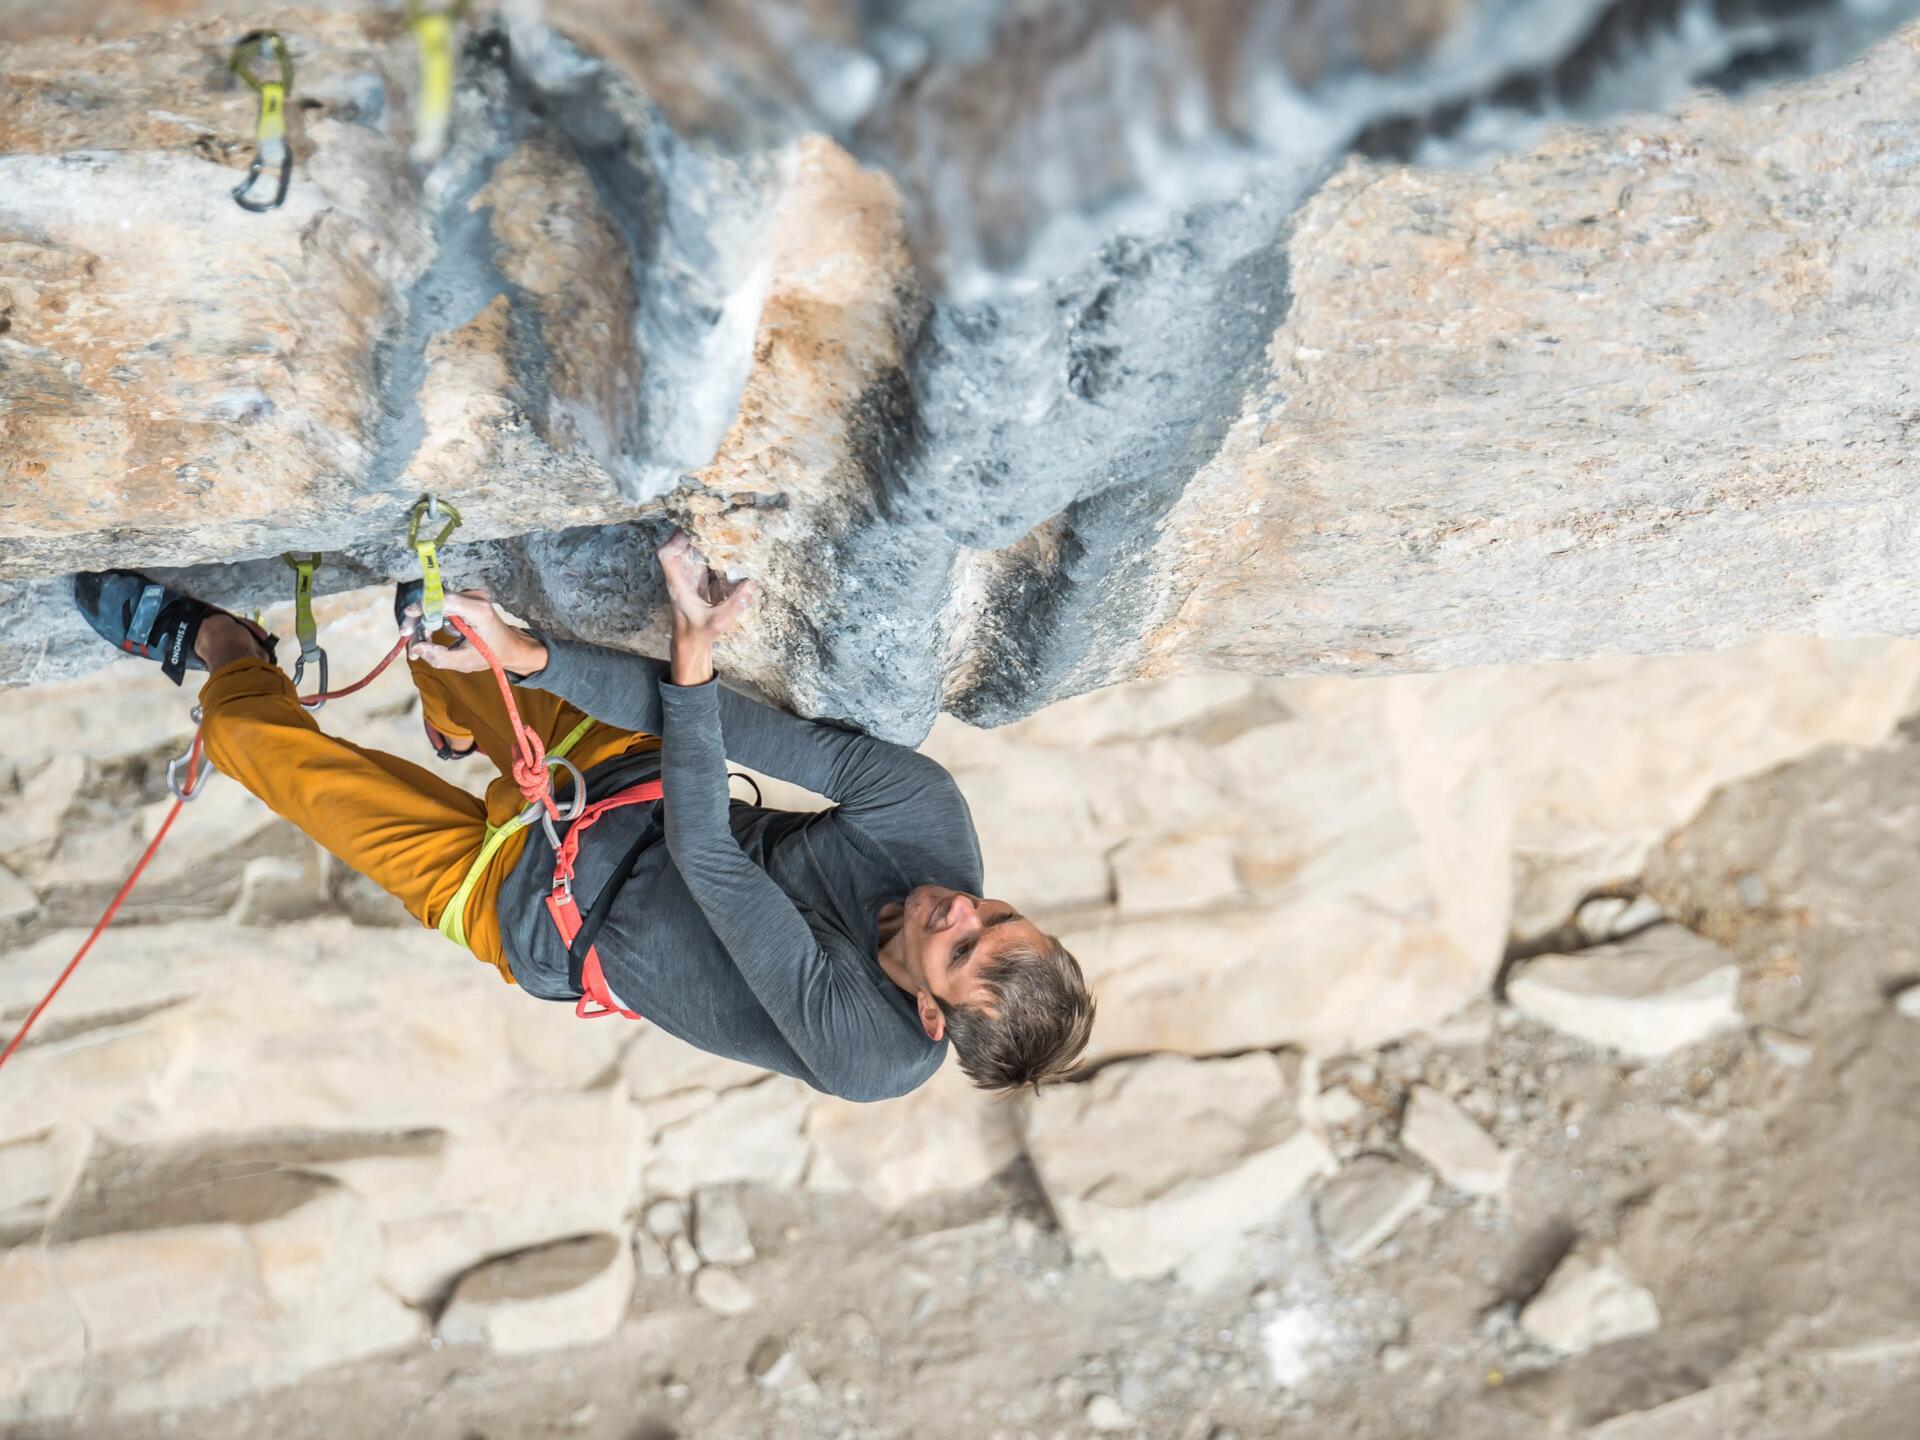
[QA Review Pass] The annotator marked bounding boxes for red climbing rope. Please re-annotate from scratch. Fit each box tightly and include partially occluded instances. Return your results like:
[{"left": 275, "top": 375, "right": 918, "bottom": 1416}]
[
  {"left": 297, "top": 632, "right": 411, "bottom": 705},
  {"left": 0, "top": 619, "right": 543, "bottom": 1074},
  {"left": 0, "top": 736, "right": 207, "bottom": 1070},
  {"left": 446, "top": 617, "right": 562, "bottom": 818}
]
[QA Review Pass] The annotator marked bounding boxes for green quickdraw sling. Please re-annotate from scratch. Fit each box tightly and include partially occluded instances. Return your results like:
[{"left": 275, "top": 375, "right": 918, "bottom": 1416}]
[
  {"left": 408, "top": 0, "right": 472, "bottom": 164},
  {"left": 282, "top": 552, "right": 327, "bottom": 709},
  {"left": 230, "top": 30, "right": 295, "bottom": 212}
]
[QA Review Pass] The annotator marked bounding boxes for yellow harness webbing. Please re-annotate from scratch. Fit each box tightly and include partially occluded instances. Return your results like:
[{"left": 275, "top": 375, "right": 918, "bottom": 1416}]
[{"left": 437, "top": 715, "right": 596, "bottom": 949}]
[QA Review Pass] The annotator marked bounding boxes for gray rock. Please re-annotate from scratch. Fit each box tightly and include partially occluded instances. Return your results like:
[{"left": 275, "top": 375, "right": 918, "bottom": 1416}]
[
  {"left": 747, "top": 1338, "right": 819, "bottom": 1402},
  {"left": 229, "top": 853, "right": 331, "bottom": 928},
  {"left": 1507, "top": 927, "right": 1743, "bottom": 1059},
  {"left": 643, "top": 1199, "right": 686, "bottom": 1238},
  {"left": 692, "top": 1266, "right": 755, "bottom": 1316},
  {"left": 1315, "top": 1157, "right": 1432, "bottom": 1261},
  {"left": 692, "top": 1189, "right": 755, "bottom": 1266},
  {"left": 437, "top": 1234, "right": 633, "bottom": 1355},
  {"left": 1401, "top": 1086, "right": 1515, "bottom": 1197},
  {"left": 0, "top": 860, "right": 38, "bottom": 922},
  {"left": 1518, "top": 1250, "right": 1660, "bottom": 1355}
]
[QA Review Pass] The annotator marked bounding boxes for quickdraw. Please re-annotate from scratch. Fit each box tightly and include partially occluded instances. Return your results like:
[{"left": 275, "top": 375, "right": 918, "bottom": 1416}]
[
  {"left": 230, "top": 30, "right": 295, "bottom": 213},
  {"left": 408, "top": 0, "right": 471, "bottom": 164},
  {"left": 283, "top": 552, "right": 328, "bottom": 709},
  {"left": 407, "top": 494, "right": 462, "bottom": 634}
]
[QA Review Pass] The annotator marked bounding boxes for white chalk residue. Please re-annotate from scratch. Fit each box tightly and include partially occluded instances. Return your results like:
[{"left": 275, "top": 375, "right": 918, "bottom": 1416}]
[{"left": 1260, "top": 1305, "right": 1331, "bottom": 1388}]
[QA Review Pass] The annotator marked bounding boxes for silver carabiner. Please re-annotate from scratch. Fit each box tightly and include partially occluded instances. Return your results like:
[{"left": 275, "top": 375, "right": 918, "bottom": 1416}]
[
  {"left": 532, "top": 753, "right": 588, "bottom": 861},
  {"left": 291, "top": 647, "right": 329, "bottom": 711},
  {"left": 167, "top": 716, "right": 214, "bottom": 801}
]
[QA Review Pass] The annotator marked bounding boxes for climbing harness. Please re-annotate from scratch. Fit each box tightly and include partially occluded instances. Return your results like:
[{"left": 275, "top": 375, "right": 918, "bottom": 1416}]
[
  {"left": 407, "top": 495, "right": 462, "bottom": 634},
  {"left": 429, "top": 618, "right": 657, "bottom": 1022},
  {"left": 408, "top": 0, "right": 471, "bottom": 164},
  {"left": 283, "top": 552, "right": 328, "bottom": 709},
  {"left": 230, "top": 30, "right": 295, "bottom": 213}
]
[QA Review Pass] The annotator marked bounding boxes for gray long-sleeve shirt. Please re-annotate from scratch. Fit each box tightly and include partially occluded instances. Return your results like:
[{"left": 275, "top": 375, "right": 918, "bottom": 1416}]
[{"left": 495, "top": 637, "right": 982, "bottom": 1102}]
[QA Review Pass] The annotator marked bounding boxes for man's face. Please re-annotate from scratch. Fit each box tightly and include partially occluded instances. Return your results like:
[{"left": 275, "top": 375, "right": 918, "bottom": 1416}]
[{"left": 905, "top": 884, "right": 1047, "bottom": 1013}]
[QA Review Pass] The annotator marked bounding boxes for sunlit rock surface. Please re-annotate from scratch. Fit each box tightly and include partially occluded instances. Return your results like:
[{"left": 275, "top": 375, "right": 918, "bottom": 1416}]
[{"left": 5, "top": 2, "right": 1919, "bottom": 737}]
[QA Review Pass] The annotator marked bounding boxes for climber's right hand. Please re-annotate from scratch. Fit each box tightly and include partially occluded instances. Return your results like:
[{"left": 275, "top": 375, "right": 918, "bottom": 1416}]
[{"left": 405, "top": 591, "right": 549, "bottom": 677}]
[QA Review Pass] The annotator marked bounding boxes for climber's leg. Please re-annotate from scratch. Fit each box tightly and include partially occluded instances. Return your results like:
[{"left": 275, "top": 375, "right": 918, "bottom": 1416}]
[{"left": 192, "top": 656, "right": 527, "bottom": 972}]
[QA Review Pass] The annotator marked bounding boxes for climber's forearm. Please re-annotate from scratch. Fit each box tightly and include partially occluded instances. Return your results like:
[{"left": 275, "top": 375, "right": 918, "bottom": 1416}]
[{"left": 669, "top": 627, "right": 715, "bottom": 687}]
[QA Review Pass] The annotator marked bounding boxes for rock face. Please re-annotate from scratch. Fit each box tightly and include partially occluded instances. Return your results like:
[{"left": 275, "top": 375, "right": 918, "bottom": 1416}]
[
  {"left": 5, "top": 5, "right": 1920, "bottom": 738},
  {"left": 932, "top": 639, "right": 1920, "bottom": 1062},
  {"left": 1314, "top": 1155, "right": 1432, "bottom": 1261},
  {"left": 1020, "top": 1051, "right": 1335, "bottom": 1279},
  {"left": 1507, "top": 926, "right": 1745, "bottom": 1059},
  {"left": 1518, "top": 1249, "right": 1661, "bottom": 1355},
  {"left": 1400, "top": 1086, "right": 1514, "bottom": 1197}
]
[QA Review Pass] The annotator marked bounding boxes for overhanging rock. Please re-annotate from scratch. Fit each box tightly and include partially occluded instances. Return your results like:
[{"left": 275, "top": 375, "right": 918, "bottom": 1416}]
[{"left": 3, "top": 2, "right": 1918, "bottom": 738}]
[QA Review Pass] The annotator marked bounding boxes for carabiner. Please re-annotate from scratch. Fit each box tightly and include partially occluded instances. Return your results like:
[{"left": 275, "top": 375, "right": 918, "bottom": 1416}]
[
  {"left": 168, "top": 714, "right": 214, "bottom": 802},
  {"left": 406, "top": 494, "right": 463, "bottom": 550},
  {"left": 408, "top": 495, "right": 463, "bottom": 632},
  {"left": 230, "top": 31, "right": 295, "bottom": 213},
  {"left": 291, "top": 648, "right": 329, "bottom": 709},
  {"left": 531, "top": 753, "right": 588, "bottom": 856}
]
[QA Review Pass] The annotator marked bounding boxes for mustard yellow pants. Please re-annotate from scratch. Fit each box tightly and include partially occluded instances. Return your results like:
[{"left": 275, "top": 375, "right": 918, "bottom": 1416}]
[{"left": 195, "top": 652, "right": 659, "bottom": 981}]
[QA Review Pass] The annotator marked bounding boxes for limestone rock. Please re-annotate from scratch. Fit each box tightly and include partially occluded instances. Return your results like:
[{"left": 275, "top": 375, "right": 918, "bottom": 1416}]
[
  {"left": 1111, "top": 834, "right": 1244, "bottom": 917},
  {"left": 229, "top": 852, "right": 331, "bottom": 927},
  {"left": 438, "top": 1233, "right": 634, "bottom": 1354},
  {"left": 803, "top": 1060, "right": 1022, "bottom": 1211},
  {"left": 1315, "top": 1156, "right": 1433, "bottom": 1261},
  {"left": 693, "top": 1266, "right": 755, "bottom": 1316},
  {"left": 646, "top": 1079, "right": 811, "bottom": 1198},
  {"left": 0, "top": 1123, "right": 88, "bottom": 1233},
  {"left": 621, "top": 1022, "right": 767, "bottom": 1104},
  {"left": 1400, "top": 1086, "right": 1515, "bottom": 1197},
  {"left": 0, "top": 1190, "right": 419, "bottom": 1424},
  {"left": 633, "top": 1232, "right": 672, "bottom": 1280},
  {"left": 692, "top": 1190, "right": 755, "bottom": 1267},
  {"left": 643, "top": 1199, "right": 686, "bottom": 1239},
  {"left": 1506, "top": 927, "right": 1744, "bottom": 1060},
  {"left": 1022, "top": 1052, "right": 1335, "bottom": 1280},
  {"left": 747, "top": 1338, "right": 820, "bottom": 1402},
  {"left": 1893, "top": 984, "right": 1920, "bottom": 1020},
  {"left": 1519, "top": 1250, "right": 1661, "bottom": 1355},
  {"left": 2, "top": 6, "right": 1918, "bottom": 746},
  {"left": 0, "top": 859, "right": 38, "bottom": 921},
  {"left": 1018, "top": 678, "right": 1513, "bottom": 1062},
  {"left": 1584, "top": 1381, "right": 1763, "bottom": 1439}
]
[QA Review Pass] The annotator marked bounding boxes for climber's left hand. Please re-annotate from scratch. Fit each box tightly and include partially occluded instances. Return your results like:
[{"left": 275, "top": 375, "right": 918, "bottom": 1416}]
[{"left": 657, "top": 530, "right": 756, "bottom": 645}]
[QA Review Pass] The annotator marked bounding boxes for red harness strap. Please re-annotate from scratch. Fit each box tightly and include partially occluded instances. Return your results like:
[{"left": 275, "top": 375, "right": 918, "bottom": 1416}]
[{"left": 545, "top": 778, "right": 665, "bottom": 1020}]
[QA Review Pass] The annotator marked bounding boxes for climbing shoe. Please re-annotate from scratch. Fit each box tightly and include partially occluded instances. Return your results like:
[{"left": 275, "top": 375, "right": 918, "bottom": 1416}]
[{"left": 73, "top": 571, "right": 277, "bottom": 686}]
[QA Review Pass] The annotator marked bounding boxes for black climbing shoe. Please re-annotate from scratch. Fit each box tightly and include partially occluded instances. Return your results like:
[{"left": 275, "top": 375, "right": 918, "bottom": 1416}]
[{"left": 73, "top": 571, "right": 278, "bottom": 687}]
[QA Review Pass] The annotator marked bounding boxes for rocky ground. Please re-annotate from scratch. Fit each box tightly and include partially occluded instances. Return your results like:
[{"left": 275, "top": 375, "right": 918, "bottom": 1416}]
[{"left": 2, "top": 597, "right": 1919, "bottom": 1438}]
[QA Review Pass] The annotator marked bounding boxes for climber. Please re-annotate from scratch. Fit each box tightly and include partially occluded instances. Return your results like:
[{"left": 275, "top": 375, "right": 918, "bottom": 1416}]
[{"left": 72, "top": 531, "right": 1096, "bottom": 1101}]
